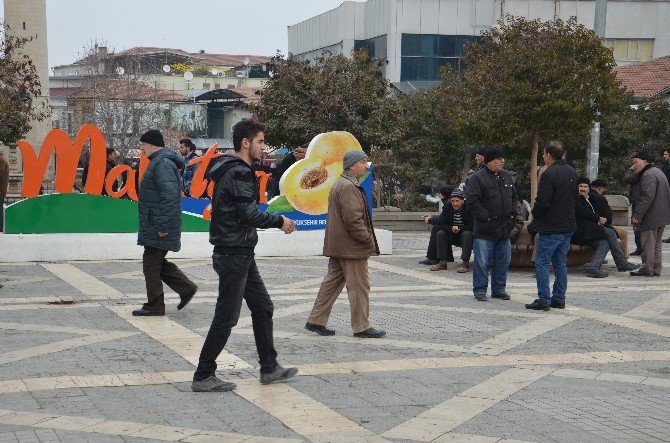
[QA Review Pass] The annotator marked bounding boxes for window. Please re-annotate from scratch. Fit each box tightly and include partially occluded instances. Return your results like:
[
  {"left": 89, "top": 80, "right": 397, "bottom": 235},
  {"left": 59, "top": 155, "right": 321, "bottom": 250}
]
[
  {"left": 400, "top": 34, "right": 479, "bottom": 81},
  {"left": 354, "top": 35, "right": 388, "bottom": 59},
  {"left": 604, "top": 39, "right": 654, "bottom": 62}
]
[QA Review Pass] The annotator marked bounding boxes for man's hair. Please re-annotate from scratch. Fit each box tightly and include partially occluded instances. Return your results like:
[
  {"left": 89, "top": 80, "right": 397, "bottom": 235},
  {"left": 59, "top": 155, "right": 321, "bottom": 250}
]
[
  {"left": 106, "top": 147, "right": 115, "bottom": 157},
  {"left": 544, "top": 140, "right": 564, "bottom": 161},
  {"left": 232, "top": 119, "right": 267, "bottom": 152},
  {"left": 294, "top": 146, "right": 307, "bottom": 155},
  {"left": 179, "top": 138, "right": 196, "bottom": 151},
  {"left": 439, "top": 185, "right": 455, "bottom": 199},
  {"left": 661, "top": 148, "right": 670, "bottom": 156}
]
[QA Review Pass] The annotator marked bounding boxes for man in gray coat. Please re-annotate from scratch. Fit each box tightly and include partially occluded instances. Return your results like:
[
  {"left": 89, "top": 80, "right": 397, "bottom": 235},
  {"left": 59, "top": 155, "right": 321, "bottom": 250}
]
[
  {"left": 133, "top": 129, "right": 198, "bottom": 316},
  {"left": 628, "top": 149, "right": 670, "bottom": 277}
]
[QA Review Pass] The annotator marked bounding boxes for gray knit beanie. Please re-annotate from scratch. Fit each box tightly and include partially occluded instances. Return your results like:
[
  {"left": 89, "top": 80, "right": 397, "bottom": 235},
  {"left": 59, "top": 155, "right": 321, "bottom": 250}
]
[{"left": 343, "top": 150, "right": 368, "bottom": 170}]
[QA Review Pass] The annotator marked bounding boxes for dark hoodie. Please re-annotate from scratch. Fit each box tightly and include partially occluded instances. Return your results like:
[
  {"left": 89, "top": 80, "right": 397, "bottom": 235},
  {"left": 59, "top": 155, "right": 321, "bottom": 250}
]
[
  {"left": 137, "top": 148, "right": 185, "bottom": 252},
  {"left": 208, "top": 153, "right": 284, "bottom": 253}
]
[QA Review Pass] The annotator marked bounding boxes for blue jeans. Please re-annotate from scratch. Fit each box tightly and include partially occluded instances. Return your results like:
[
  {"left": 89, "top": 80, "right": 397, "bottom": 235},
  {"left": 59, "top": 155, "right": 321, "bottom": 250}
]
[
  {"left": 473, "top": 238, "right": 511, "bottom": 297},
  {"left": 535, "top": 233, "right": 571, "bottom": 305}
]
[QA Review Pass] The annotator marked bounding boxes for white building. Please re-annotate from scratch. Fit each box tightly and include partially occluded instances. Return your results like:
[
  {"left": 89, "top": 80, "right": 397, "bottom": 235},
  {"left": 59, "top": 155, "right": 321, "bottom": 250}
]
[{"left": 288, "top": 0, "right": 670, "bottom": 89}]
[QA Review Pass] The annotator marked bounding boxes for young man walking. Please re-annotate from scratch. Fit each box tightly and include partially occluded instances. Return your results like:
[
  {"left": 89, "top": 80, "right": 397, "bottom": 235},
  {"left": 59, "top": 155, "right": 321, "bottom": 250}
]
[
  {"left": 465, "top": 148, "right": 518, "bottom": 302},
  {"left": 133, "top": 130, "right": 198, "bottom": 316},
  {"left": 305, "top": 150, "right": 385, "bottom": 338},
  {"left": 192, "top": 120, "right": 298, "bottom": 392},
  {"left": 526, "top": 141, "right": 577, "bottom": 311}
]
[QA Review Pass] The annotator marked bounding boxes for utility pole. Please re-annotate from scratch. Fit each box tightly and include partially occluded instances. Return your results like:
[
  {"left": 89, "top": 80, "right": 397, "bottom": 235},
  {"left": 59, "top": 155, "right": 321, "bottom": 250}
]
[{"left": 586, "top": 0, "right": 608, "bottom": 180}]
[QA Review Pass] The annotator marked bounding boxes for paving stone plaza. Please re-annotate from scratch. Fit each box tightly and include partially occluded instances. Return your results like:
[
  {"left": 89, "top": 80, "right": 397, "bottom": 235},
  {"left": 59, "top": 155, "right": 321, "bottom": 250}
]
[{"left": 0, "top": 231, "right": 669, "bottom": 442}]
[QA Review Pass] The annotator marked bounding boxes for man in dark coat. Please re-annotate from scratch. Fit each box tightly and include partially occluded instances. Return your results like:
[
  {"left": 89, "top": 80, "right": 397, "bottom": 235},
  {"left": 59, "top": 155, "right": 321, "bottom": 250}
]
[
  {"left": 465, "top": 148, "right": 518, "bottom": 302},
  {"left": 419, "top": 185, "right": 455, "bottom": 265},
  {"left": 178, "top": 138, "right": 199, "bottom": 196},
  {"left": 526, "top": 141, "right": 576, "bottom": 311},
  {"left": 573, "top": 177, "right": 638, "bottom": 278},
  {"left": 628, "top": 149, "right": 670, "bottom": 277},
  {"left": 422, "top": 188, "right": 473, "bottom": 273},
  {"left": 133, "top": 130, "right": 198, "bottom": 316},
  {"left": 193, "top": 120, "right": 298, "bottom": 392}
]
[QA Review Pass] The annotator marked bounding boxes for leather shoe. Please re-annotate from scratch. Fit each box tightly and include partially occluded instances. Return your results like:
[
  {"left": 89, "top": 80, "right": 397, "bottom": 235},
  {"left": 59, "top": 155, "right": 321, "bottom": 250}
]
[
  {"left": 474, "top": 295, "right": 488, "bottom": 302},
  {"left": 177, "top": 285, "right": 198, "bottom": 310},
  {"left": 418, "top": 258, "right": 437, "bottom": 265},
  {"left": 305, "top": 322, "right": 335, "bottom": 336},
  {"left": 353, "top": 327, "right": 386, "bottom": 338},
  {"left": 491, "top": 293, "right": 511, "bottom": 300},
  {"left": 457, "top": 263, "right": 470, "bottom": 273},
  {"left": 550, "top": 300, "right": 565, "bottom": 309},
  {"left": 630, "top": 251, "right": 642, "bottom": 256},
  {"left": 630, "top": 269, "right": 653, "bottom": 277},
  {"left": 525, "top": 299, "right": 550, "bottom": 311},
  {"left": 663, "top": 238, "right": 670, "bottom": 244},
  {"left": 430, "top": 263, "right": 448, "bottom": 271},
  {"left": 132, "top": 309, "right": 164, "bottom": 316}
]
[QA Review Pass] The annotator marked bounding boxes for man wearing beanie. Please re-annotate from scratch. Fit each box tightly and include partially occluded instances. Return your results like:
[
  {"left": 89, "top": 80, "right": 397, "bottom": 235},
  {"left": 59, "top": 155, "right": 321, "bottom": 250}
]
[
  {"left": 526, "top": 140, "right": 576, "bottom": 311},
  {"left": 465, "top": 147, "right": 518, "bottom": 301},
  {"left": 193, "top": 119, "right": 298, "bottom": 392},
  {"left": 305, "top": 150, "right": 385, "bottom": 338},
  {"left": 133, "top": 129, "right": 198, "bottom": 317},
  {"left": 628, "top": 149, "right": 670, "bottom": 277},
  {"left": 474, "top": 148, "right": 486, "bottom": 171},
  {"left": 422, "top": 188, "right": 473, "bottom": 272}
]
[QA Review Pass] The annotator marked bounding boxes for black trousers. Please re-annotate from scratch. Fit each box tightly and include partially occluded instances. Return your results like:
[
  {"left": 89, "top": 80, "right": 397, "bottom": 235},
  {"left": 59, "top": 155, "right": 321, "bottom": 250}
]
[
  {"left": 426, "top": 225, "right": 454, "bottom": 261},
  {"left": 194, "top": 254, "right": 278, "bottom": 380},
  {"left": 142, "top": 246, "right": 197, "bottom": 313}
]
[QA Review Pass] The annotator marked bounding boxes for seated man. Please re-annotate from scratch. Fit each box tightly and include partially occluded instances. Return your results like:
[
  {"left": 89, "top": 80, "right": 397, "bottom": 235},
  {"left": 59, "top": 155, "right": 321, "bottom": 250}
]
[
  {"left": 422, "top": 189, "right": 473, "bottom": 273},
  {"left": 419, "top": 185, "right": 454, "bottom": 265},
  {"left": 572, "top": 177, "right": 638, "bottom": 278}
]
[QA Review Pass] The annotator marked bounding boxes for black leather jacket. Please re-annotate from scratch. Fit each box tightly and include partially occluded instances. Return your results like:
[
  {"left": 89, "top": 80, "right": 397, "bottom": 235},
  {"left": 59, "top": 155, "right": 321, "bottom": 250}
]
[{"left": 208, "top": 154, "right": 283, "bottom": 253}]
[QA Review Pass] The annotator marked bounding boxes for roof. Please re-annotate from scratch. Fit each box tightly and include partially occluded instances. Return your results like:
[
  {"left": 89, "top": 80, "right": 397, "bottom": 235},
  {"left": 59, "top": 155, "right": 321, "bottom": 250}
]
[
  {"left": 62, "top": 47, "right": 272, "bottom": 69},
  {"left": 391, "top": 81, "right": 441, "bottom": 94},
  {"left": 180, "top": 89, "right": 246, "bottom": 101},
  {"left": 49, "top": 87, "right": 82, "bottom": 99},
  {"left": 229, "top": 87, "right": 263, "bottom": 104},
  {"left": 614, "top": 56, "right": 670, "bottom": 99},
  {"left": 71, "top": 81, "right": 189, "bottom": 102}
]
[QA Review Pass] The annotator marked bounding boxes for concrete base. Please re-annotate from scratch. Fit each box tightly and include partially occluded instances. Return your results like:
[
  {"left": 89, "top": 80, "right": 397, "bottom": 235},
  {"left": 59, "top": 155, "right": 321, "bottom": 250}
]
[{"left": 0, "top": 229, "right": 392, "bottom": 262}]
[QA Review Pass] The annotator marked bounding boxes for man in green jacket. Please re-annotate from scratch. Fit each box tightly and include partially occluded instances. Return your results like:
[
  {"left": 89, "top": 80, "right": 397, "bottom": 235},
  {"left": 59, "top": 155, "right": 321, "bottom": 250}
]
[{"left": 132, "top": 129, "right": 198, "bottom": 316}]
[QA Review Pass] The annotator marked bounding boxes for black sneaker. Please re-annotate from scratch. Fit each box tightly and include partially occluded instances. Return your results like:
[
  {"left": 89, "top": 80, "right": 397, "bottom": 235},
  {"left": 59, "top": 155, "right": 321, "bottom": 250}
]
[
  {"left": 353, "top": 327, "right": 386, "bottom": 338},
  {"left": 617, "top": 263, "right": 640, "bottom": 272},
  {"left": 260, "top": 365, "right": 298, "bottom": 385},
  {"left": 491, "top": 293, "right": 511, "bottom": 300},
  {"left": 550, "top": 300, "right": 565, "bottom": 309},
  {"left": 663, "top": 238, "right": 670, "bottom": 244},
  {"left": 305, "top": 322, "right": 335, "bottom": 336},
  {"left": 630, "top": 269, "right": 653, "bottom": 277},
  {"left": 132, "top": 309, "right": 164, "bottom": 316},
  {"left": 192, "top": 376, "right": 236, "bottom": 392},
  {"left": 474, "top": 295, "right": 488, "bottom": 302},
  {"left": 418, "top": 258, "right": 437, "bottom": 265},
  {"left": 525, "top": 299, "right": 550, "bottom": 311},
  {"left": 585, "top": 269, "right": 608, "bottom": 278}
]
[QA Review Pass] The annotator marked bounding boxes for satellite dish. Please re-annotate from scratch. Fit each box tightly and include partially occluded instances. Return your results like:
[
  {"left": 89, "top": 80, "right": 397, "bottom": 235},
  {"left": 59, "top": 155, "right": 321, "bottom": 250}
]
[
  {"left": 183, "top": 71, "right": 194, "bottom": 81},
  {"left": 211, "top": 68, "right": 219, "bottom": 76},
  {"left": 115, "top": 67, "right": 125, "bottom": 75},
  {"left": 162, "top": 64, "right": 171, "bottom": 73},
  {"left": 243, "top": 57, "right": 249, "bottom": 66}
]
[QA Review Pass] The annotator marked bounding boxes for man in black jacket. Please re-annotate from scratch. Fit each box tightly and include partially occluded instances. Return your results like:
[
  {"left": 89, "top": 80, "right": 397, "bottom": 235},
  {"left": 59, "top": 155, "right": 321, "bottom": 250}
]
[
  {"left": 419, "top": 185, "right": 455, "bottom": 265},
  {"left": 526, "top": 141, "right": 576, "bottom": 311},
  {"left": 422, "top": 189, "right": 473, "bottom": 273},
  {"left": 192, "top": 120, "right": 298, "bottom": 392},
  {"left": 465, "top": 148, "right": 518, "bottom": 301}
]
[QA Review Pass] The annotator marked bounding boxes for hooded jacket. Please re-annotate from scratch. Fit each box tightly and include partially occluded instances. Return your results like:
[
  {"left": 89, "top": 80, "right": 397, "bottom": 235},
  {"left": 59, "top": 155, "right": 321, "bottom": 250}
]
[
  {"left": 208, "top": 153, "right": 283, "bottom": 253},
  {"left": 137, "top": 148, "right": 184, "bottom": 251}
]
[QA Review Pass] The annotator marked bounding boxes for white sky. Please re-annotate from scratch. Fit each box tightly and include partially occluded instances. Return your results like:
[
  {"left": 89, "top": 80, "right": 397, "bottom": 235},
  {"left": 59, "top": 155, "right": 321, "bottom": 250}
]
[{"left": 1, "top": 0, "right": 352, "bottom": 70}]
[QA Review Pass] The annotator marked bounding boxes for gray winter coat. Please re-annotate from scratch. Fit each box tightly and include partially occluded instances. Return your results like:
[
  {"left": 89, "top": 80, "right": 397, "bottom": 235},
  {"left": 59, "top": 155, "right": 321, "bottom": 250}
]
[
  {"left": 631, "top": 165, "right": 670, "bottom": 231},
  {"left": 137, "top": 148, "right": 185, "bottom": 251}
]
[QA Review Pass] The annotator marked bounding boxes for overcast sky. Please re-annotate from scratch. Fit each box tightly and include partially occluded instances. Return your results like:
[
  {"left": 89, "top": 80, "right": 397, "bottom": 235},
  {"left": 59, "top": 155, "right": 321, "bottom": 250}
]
[{"left": 0, "top": 0, "right": 352, "bottom": 69}]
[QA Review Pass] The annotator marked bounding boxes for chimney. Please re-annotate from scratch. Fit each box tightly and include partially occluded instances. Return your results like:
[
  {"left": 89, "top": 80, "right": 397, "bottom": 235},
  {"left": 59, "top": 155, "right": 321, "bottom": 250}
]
[
  {"left": 98, "top": 46, "right": 108, "bottom": 56},
  {"left": 199, "top": 49, "right": 205, "bottom": 54}
]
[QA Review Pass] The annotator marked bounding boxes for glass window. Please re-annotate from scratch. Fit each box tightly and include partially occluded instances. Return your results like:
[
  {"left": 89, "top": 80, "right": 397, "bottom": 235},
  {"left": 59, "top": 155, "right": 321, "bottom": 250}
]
[
  {"left": 639, "top": 40, "right": 653, "bottom": 60},
  {"left": 604, "top": 39, "right": 654, "bottom": 62},
  {"left": 437, "top": 35, "right": 457, "bottom": 57},
  {"left": 402, "top": 34, "right": 422, "bottom": 56}
]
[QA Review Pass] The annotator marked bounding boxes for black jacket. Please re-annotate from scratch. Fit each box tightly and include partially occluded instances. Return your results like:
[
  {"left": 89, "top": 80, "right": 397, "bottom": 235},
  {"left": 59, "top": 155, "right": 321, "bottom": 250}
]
[
  {"left": 572, "top": 193, "right": 606, "bottom": 245},
  {"left": 428, "top": 202, "right": 473, "bottom": 232},
  {"left": 208, "top": 154, "right": 283, "bottom": 253},
  {"left": 465, "top": 167, "right": 518, "bottom": 241},
  {"left": 590, "top": 191, "right": 613, "bottom": 227},
  {"left": 531, "top": 160, "right": 577, "bottom": 234}
]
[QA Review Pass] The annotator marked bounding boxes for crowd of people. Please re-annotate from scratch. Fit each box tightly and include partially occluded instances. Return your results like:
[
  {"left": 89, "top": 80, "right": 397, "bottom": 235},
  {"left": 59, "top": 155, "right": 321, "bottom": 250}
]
[{"left": 419, "top": 142, "right": 670, "bottom": 310}]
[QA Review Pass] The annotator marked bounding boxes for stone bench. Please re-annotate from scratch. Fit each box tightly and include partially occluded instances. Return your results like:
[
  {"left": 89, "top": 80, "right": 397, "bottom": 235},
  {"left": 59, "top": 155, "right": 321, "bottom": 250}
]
[
  {"left": 604, "top": 194, "right": 631, "bottom": 226},
  {"left": 510, "top": 221, "right": 629, "bottom": 269}
]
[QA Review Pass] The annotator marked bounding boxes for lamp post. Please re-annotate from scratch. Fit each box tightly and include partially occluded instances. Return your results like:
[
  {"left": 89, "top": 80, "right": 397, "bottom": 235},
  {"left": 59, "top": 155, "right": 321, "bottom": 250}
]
[{"left": 585, "top": 0, "right": 608, "bottom": 181}]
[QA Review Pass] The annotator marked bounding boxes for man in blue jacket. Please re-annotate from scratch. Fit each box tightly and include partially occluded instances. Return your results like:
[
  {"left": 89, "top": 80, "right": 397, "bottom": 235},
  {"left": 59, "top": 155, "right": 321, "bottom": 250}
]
[
  {"left": 133, "top": 130, "right": 198, "bottom": 316},
  {"left": 192, "top": 119, "right": 298, "bottom": 392}
]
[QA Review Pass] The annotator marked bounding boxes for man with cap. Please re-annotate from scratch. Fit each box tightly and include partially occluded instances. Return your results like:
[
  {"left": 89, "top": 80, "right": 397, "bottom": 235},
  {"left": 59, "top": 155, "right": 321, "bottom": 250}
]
[
  {"left": 422, "top": 188, "right": 473, "bottom": 272},
  {"left": 628, "top": 149, "right": 670, "bottom": 276},
  {"left": 305, "top": 150, "right": 385, "bottom": 338},
  {"left": 526, "top": 140, "right": 577, "bottom": 311},
  {"left": 465, "top": 148, "right": 518, "bottom": 301},
  {"left": 508, "top": 170, "right": 524, "bottom": 202},
  {"left": 474, "top": 148, "right": 486, "bottom": 171},
  {"left": 133, "top": 129, "right": 198, "bottom": 316}
]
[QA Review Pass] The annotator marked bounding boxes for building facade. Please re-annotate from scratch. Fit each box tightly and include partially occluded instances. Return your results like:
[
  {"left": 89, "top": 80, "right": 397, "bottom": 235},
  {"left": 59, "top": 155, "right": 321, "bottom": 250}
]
[{"left": 288, "top": 0, "right": 670, "bottom": 87}]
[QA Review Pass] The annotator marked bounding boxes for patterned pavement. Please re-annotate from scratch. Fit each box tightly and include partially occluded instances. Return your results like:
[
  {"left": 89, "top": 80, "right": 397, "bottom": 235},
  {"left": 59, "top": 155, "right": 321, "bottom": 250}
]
[{"left": 0, "top": 231, "right": 669, "bottom": 442}]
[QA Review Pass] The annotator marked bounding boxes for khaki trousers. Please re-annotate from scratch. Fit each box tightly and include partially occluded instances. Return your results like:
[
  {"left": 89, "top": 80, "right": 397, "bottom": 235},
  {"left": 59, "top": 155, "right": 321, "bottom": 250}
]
[
  {"left": 640, "top": 226, "right": 665, "bottom": 276},
  {"left": 307, "top": 257, "right": 371, "bottom": 333}
]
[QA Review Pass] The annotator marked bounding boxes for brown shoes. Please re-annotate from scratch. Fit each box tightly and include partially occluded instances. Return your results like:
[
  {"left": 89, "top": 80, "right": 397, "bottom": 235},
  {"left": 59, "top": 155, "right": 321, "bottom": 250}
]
[
  {"left": 430, "top": 263, "right": 448, "bottom": 271},
  {"left": 457, "top": 263, "right": 470, "bottom": 273}
]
